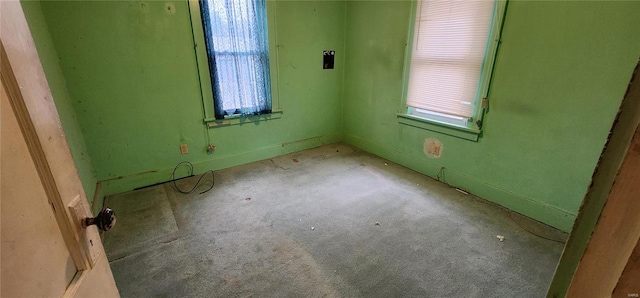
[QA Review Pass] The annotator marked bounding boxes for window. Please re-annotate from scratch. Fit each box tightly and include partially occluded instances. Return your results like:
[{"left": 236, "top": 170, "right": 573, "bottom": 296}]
[
  {"left": 403, "top": 0, "right": 506, "bottom": 134},
  {"left": 198, "top": 0, "right": 272, "bottom": 120}
]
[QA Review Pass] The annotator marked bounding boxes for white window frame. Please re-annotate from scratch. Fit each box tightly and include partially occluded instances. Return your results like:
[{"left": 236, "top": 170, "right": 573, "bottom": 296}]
[{"left": 399, "top": 0, "right": 507, "bottom": 141}]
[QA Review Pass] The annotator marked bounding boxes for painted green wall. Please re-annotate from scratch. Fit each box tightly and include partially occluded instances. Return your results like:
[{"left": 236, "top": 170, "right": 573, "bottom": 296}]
[
  {"left": 21, "top": 1, "right": 99, "bottom": 204},
  {"left": 24, "top": 0, "right": 640, "bottom": 231},
  {"left": 35, "top": 0, "right": 345, "bottom": 194},
  {"left": 342, "top": 1, "right": 640, "bottom": 231}
]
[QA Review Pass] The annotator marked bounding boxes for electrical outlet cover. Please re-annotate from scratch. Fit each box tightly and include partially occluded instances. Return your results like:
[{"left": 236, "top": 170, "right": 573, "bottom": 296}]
[{"left": 424, "top": 138, "right": 443, "bottom": 158}]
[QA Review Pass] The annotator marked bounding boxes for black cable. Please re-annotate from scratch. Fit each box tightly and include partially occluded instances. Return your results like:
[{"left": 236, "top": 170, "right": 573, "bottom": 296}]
[
  {"left": 506, "top": 210, "right": 566, "bottom": 244},
  {"left": 436, "top": 167, "right": 449, "bottom": 186},
  {"left": 434, "top": 166, "right": 564, "bottom": 244},
  {"left": 171, "top": 161, "right": 215, "bottom": 194}
]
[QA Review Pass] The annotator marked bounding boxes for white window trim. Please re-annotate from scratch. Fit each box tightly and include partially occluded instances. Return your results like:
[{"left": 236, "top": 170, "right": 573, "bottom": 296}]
[{"left": 399, "top": 0, "right": 508, "bottom": 140}]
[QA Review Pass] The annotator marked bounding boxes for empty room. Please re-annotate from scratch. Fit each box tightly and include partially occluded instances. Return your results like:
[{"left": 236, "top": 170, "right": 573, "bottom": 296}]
[{"left": 2, "top": 0, "right": 639, "bottom": 297}]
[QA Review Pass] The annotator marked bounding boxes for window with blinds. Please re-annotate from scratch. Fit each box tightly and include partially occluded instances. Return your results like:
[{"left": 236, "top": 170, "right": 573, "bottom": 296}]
[{"left": 406, "top": 0, "right": 502, "bottom": 127}]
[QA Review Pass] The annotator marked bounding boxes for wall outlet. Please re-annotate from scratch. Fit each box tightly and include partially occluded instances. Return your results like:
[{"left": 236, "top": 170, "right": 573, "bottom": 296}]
[
  {"left": 424, "top": 138, "right": 443, "bottom": 158},
  {"left": 207, "top": 144, "right": 216, "bottom": 154},
  {"left": 180, "top": 143, "right": 188, "bottom": 155}
]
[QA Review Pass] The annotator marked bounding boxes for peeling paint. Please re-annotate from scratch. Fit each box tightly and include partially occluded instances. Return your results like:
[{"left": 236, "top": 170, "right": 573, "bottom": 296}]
[{"left": 282, "top": 136, "right": 325, "bottom": 147}]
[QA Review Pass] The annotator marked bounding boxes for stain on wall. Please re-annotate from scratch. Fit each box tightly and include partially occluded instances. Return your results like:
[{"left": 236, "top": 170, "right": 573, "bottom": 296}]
[
  {"left": 31, "top": 0, "right": 346, "bottom": 194},
  {"left": 164, "top": 2, "right": 176, "bottom": 15},
  {"left": 21, "top": 1, "right": 99, "bottom": 204},
  {"left": 22, "top": 0, "right": 640, "bottom": 231},
  {"left": 342, "top": 1, "right": 640, "bottom": 231},
  {"left": 424, "top": 139, "right": 442, "bottom": 158}
]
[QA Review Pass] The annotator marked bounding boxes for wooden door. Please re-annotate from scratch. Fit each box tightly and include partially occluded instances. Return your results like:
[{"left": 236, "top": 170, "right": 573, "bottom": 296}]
[
  {"left": 613, "top": 238, "right": 640, "bottom": 297},
  {"left": 547, "top": 60, "right": 640, "bottom": 297},
  {"left": 566, "top": 124, "right": 640, "bottom": 297},
  {"left": 0, "top": 1, "right": 119, "bottom": 297}
]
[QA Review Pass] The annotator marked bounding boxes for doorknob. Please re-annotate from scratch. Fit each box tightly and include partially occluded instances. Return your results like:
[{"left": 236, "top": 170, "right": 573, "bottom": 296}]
[{"left": 82, "top": 208, "right": 116, "bottom": 231}]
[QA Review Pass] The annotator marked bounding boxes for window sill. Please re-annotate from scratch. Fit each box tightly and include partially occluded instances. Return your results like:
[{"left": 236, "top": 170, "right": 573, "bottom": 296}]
[
  {"left": 205, "top": 109, "right": 283, "bottom": 128},
  {"left": 397, "top": 113, "right": 480, "bottom": 141}
]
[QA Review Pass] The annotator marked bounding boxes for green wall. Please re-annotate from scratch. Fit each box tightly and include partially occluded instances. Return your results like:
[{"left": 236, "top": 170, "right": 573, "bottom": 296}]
[
  {"left": 342, "top": 1, "right": 640, "bottom": 231},
  {"left": 34, "top": 0, "right": 345, "bottom": 195},
  {"left": 21, "top": 1, "right": 99, "bottom": 204},
  {"left": 23, "top": 1, "right": 640, "bottom": 231}
]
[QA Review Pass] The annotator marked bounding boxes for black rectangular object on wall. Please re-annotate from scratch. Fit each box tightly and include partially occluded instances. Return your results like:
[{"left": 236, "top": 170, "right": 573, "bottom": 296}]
[{"left": 323, "top": 50, "right": 335, "bottom": 69}]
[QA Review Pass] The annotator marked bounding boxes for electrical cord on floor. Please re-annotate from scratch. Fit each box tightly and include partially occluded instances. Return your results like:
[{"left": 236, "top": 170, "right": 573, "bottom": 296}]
[
  {"left": 435, "top": 167, "right": 565, "bottom": 244},
  {"left": 506, "top": 210, "right": 567, "bottom": 244},
  {"left": 171, "top": 161, "right": 215, "bottom": 194},
  {"left": 436, "top": 167, "right": 449, "bottom": 186}
]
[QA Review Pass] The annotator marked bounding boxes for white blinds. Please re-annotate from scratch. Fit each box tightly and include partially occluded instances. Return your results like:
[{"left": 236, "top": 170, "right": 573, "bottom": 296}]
[{"left": 407, "top": 0, "right": 494, "bottom": 119}]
